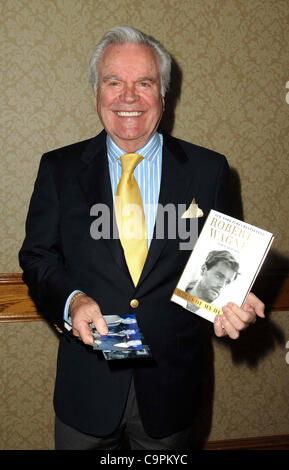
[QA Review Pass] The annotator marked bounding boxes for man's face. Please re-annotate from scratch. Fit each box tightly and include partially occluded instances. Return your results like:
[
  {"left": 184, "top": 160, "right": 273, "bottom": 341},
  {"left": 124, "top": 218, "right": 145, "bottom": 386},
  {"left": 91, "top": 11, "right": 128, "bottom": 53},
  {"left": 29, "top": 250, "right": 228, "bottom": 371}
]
[
  {"left": 94, "top": 42, "right": 164, "bottom": 152},
  {"left": 198, "top": 261, "right": 236, "bottom": 302}
]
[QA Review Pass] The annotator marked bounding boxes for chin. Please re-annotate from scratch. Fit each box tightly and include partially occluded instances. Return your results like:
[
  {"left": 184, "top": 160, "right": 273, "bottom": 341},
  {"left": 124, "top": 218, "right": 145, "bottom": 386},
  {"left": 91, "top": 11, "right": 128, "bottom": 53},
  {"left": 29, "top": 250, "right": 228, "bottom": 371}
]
[{"left": 114, "top": 131, "right": 148, "bottom": 147}]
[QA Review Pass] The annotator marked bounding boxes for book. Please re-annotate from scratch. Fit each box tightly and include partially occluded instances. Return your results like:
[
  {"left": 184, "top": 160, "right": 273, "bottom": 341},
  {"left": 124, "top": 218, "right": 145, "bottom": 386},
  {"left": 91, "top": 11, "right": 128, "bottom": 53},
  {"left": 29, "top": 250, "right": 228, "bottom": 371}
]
[
  {"left": 171, "top": 210, "right": 274, "bottom": 323},
  {"left": 91, "top": 314, "right": 151, "bottom": 359}
]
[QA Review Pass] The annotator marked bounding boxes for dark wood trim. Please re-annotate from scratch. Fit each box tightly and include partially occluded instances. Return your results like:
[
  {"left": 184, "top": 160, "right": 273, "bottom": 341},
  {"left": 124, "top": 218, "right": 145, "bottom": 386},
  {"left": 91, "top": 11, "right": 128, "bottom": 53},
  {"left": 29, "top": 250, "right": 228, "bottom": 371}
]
[
  {"left": 204, "top": 433, "right": 289, "bottom": 450},
  {"left": 1, "top": 272, "right": 288, "bottom": 323},
  {"left": 0, "top": 273, "right": 42, "bottom": 322},
  {"left": 0, "top": 273, "right": 24, "bottom": 284}
]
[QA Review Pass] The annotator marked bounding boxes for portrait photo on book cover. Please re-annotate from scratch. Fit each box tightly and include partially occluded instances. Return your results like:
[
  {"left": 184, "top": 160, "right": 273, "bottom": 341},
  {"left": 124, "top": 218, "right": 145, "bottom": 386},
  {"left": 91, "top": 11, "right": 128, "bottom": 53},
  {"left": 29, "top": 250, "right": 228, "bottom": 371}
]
[
  {"left": 172, "top": 210, "right": 274, "bottom": 321},
  {"left": 184, "top": 249, "right": 242, "bottom": 312}
]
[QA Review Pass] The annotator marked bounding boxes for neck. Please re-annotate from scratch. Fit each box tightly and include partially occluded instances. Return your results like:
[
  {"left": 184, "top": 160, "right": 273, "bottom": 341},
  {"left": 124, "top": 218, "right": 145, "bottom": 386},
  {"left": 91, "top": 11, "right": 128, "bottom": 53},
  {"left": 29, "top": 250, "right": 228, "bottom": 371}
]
[{"left": 108, "top": 133, "right": 157, "bottom": 154}]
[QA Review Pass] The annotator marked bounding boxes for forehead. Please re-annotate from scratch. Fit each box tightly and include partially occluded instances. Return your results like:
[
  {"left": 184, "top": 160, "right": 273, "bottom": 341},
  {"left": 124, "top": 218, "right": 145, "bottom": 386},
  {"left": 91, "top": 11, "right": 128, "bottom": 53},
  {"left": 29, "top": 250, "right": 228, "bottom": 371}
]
[{"left": 98, "top": 42, "right": 161, "bottom": 78}]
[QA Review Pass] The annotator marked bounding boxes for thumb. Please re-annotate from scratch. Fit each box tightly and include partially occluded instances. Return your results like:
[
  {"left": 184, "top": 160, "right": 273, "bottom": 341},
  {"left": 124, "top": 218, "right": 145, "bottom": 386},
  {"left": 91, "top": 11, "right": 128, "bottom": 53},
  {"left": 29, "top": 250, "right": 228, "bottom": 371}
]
[
  {"left": 91, "top": 306, "right": 109, "bottom": 336},
  {"left": 244, "top": 292, "right": 265, "bottom": 319}
]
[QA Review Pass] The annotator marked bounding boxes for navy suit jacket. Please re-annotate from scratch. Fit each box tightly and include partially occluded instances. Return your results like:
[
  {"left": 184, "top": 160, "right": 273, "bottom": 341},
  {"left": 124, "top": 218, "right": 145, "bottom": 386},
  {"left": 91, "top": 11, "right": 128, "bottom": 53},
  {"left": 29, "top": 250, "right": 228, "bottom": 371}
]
[{"left": 19, "top": 130, "right": 232, "bottom": 438}]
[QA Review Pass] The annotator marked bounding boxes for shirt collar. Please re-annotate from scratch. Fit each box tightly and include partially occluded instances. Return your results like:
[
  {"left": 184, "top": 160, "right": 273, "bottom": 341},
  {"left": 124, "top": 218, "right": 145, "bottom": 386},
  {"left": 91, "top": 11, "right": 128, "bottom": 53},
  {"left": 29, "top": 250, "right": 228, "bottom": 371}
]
[{"left": 106, "top": 132, "right": 162, "bottom": 165}]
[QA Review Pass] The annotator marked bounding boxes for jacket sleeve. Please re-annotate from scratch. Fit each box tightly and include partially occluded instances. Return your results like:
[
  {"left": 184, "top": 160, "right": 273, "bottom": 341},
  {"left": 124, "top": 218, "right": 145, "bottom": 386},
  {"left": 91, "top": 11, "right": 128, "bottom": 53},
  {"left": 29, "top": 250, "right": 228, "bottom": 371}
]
[{"left": 19, "top": 154, "right": 78, "bottom": 330}]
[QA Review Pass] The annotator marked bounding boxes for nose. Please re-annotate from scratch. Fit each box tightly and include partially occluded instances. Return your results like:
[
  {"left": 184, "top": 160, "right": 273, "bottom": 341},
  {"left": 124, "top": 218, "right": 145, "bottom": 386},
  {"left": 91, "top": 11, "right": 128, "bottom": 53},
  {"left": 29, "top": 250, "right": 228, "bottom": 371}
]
[
  {"left": 217, "top": 278, "right": 226, "bottom": 289},
  {"left": 121, "top": 83, "right": 139, "bottom": 103}
]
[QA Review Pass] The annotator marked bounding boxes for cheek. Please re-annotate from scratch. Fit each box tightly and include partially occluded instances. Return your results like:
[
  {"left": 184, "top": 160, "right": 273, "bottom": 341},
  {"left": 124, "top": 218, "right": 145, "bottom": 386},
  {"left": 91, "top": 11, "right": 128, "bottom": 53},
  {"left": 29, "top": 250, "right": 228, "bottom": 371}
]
[
  {"left": 145, "top": 99, "right": 164, "bottom": 122},
  {"left": 206, "top": 274, "right": 215, "bottom": 286},
  {"left": 96, "top": 89, "right": 114, "bottom": 111},
  {"left": 97, "top": 96, "right": 108, "bottom": 113}
]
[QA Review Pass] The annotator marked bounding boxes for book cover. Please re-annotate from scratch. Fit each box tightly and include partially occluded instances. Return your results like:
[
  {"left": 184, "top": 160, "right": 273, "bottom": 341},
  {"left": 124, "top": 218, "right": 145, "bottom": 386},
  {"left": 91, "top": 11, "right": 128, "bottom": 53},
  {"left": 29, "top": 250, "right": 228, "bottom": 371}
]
[{"left": 171, "top": 210, "right": 274, "bottom": 323}]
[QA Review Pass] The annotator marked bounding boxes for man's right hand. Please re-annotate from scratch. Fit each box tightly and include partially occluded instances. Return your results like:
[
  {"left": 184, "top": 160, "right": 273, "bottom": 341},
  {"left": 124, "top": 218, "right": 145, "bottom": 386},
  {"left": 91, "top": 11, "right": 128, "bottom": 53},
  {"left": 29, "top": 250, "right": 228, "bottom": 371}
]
[{"left": 69, "top": 294, "right": 108, "bottom": 346}]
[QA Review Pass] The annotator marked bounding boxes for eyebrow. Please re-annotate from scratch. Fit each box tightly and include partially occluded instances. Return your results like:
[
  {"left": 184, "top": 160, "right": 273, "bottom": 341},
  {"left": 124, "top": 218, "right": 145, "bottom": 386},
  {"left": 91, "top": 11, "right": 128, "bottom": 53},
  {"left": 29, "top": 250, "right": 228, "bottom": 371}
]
[
  {"left": 137, "top": 77, "right": 155, "bottom": 82},
  {"left": 102, "top": 75, "right": 121, "bottom": 81},
  {"left": 102, "top": 75, "right": 156, "bottom": 82},
  {"left": 215, "top": 271, "right": 225, "bottom": 277}
]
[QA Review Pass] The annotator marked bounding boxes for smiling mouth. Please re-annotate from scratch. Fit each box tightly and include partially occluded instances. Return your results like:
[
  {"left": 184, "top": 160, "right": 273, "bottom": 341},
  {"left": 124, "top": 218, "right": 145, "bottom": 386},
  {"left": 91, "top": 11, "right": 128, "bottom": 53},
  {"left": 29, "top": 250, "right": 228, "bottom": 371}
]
[
  {"left": 117, "top": 111, "right": 143, "bottom": 117},
  {"left": 210, "top": 289, "right": 220, "bottom": 296}
]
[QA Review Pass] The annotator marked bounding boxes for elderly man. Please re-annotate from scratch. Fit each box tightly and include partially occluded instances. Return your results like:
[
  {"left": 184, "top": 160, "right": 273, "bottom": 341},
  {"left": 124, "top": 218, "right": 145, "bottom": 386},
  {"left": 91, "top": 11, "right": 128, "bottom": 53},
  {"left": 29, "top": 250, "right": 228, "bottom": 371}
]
[{"left": 19, "top": 26, "right": 264, "bottom": 450}]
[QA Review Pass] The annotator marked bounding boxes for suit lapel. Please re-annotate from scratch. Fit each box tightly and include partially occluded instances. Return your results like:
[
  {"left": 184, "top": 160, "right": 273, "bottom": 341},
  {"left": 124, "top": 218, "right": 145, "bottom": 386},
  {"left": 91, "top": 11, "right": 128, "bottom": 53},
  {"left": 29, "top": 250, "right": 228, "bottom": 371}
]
[{"left": 78, "top": 131, "right": 132, "bottom": 281}]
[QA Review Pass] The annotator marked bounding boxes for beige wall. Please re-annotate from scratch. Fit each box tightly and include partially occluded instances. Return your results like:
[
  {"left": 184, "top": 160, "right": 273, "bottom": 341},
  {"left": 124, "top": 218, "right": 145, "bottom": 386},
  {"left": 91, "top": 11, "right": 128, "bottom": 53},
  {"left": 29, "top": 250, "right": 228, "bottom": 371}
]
[
  {"left": 1, "top": 0, "right": 289, "bottom": 271},
  {"left": 0, "top": 0, "right": 288, "bottom": 449}
]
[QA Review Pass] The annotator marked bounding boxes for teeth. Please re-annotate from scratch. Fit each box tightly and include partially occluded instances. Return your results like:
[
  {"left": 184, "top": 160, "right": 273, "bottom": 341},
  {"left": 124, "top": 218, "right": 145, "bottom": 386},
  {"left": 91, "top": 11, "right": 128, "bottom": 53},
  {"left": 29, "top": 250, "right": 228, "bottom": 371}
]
[{"left": 117, "top": 111, "right": 142, "bottom": 116}]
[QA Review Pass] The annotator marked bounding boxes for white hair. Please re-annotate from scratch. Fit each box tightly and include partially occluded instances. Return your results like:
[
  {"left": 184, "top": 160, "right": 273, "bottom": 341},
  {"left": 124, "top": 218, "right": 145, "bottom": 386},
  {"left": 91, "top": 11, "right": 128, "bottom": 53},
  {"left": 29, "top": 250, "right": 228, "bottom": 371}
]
[{"left": 89, "top": 26, "right": 171, "bottom": 97}]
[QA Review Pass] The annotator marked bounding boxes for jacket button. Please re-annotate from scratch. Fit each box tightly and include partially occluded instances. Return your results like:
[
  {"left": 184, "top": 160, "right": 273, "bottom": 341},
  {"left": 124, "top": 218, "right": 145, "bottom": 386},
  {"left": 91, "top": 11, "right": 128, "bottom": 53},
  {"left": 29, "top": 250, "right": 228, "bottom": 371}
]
[{"left": 130, "top": 299, "right": 139, "bottom": 308}]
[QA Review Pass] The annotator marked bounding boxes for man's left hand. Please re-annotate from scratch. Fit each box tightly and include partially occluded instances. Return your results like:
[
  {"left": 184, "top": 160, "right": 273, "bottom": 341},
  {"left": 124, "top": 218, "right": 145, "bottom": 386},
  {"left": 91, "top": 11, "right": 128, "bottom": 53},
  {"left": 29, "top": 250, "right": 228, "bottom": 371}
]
[{"left": 214, "top": 292, "right": 265, "bottom": 339}]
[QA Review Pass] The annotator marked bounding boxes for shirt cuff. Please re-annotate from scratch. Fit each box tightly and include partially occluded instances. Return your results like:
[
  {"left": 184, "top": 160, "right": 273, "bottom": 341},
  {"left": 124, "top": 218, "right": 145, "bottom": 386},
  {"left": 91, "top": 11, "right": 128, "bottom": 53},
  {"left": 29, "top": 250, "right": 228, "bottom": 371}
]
[{"left": 63, "top": 290, "right": 84, "bottom": 331}]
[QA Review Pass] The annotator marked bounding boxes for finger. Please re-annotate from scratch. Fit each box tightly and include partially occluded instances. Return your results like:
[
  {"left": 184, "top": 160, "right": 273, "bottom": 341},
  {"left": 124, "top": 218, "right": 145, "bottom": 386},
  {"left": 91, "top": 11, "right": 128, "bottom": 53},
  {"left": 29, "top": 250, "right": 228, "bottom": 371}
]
[
  {"left": 219, "top": 307, "right": 241, "bottom": 339},
  {"left": 74, "top": 321, "right": 95, "bottom": 346},
  {"left": 71, "top": 297, "right": 108, "bottom": 344},
  {"left": 87, "top": 300, "right": 108, "bottom": 335},
  {"left": 91, "top": 309, "right": 108, "bottom": 336},
  {"left": 223, "top": 303, "right": 254, "bottom": 328},
  {"left": 214, "top": 314, "right": 227, "bottom": 337},
  {"left": 244, "top": 292, "right": 265, "bottom": 318},
  {"left": 71, "top": 327, "right": 81, "bottom": 338}
]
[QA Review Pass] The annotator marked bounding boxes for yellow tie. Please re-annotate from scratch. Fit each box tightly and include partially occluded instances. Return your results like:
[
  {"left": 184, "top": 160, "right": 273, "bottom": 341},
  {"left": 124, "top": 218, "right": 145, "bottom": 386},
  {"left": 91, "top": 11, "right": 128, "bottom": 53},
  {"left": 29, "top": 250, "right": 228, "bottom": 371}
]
[{"left": 115, "top": 153, "right": 148, "bottom": 286}]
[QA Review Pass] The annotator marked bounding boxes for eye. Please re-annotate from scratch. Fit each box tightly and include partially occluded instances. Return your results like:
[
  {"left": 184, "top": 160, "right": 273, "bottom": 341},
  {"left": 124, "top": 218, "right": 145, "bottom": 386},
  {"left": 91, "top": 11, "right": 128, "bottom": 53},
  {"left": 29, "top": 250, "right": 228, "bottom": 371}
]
[
  {"left": 139, "top": 81, "right": 151, "bottom": 88},
  {"left": 106, "top": 78, "right": 121, "bottom": 87}
]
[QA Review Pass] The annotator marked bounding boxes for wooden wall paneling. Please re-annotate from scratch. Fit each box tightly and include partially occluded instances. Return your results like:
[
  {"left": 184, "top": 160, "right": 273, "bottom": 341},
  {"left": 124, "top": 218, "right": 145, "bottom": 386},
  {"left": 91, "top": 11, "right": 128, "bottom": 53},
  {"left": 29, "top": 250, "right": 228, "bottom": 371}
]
[
  {"left": 204, "top": 434, "right": 289, "bottom": 450},
  {"left": 0, "top": 273, "right": 42, "bottom": 322},
  {"left": 0, "top": 272, "right": 288, "bottom": 323}
]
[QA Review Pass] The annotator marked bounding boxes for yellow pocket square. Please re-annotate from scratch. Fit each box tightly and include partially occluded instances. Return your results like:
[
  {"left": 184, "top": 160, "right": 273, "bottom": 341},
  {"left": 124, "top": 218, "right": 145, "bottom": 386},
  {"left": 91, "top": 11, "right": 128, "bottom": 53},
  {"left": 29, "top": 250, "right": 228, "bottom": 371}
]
[{"left": 181, "top": 199, "right": 204, "bottom": 218}]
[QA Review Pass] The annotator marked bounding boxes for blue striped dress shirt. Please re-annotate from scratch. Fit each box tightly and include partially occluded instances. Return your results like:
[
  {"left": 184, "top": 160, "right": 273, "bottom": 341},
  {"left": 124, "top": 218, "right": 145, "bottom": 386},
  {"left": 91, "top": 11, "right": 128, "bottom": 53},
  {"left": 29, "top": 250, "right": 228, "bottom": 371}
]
[{"left": 107, "top": 132, "right": 163, "bottom": 246}]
